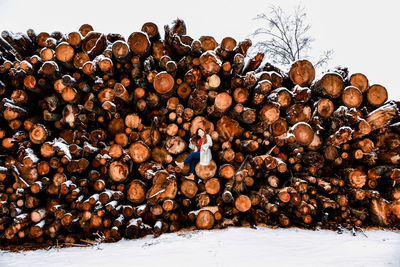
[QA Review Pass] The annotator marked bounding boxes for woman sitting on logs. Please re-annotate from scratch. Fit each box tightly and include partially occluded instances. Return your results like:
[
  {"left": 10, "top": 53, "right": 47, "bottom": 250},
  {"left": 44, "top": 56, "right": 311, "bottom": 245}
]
[{"left": 176, "top": 128, "right": 213, "bottom": 179}]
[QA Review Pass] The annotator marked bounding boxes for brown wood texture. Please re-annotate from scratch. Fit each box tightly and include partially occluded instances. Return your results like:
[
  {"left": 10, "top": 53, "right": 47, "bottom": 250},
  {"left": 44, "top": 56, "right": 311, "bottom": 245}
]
[{"left": 0, "top": 20, "right": 399, "bottom": 248}]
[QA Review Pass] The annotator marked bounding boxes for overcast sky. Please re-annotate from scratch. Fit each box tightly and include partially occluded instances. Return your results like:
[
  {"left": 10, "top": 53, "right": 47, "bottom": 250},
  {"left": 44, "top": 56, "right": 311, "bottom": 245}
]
[{"left": 0, "top": 0, "right": 399, "bottom": 99}]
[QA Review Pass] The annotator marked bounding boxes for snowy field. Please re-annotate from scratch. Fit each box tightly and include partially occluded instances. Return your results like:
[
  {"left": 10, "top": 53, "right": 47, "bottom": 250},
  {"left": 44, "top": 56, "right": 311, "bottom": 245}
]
[{"left": 1, "top": 226, "right": 399, "bottom": 267}]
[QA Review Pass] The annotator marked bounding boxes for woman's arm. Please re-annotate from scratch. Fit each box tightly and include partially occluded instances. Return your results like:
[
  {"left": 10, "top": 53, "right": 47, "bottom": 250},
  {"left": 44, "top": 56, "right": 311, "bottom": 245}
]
[
  {"left": 200, "top": 134, "right": 213, "bottom": 151},
  {"left": 189, "top": 138, "right": 198, "bottom": 152}
]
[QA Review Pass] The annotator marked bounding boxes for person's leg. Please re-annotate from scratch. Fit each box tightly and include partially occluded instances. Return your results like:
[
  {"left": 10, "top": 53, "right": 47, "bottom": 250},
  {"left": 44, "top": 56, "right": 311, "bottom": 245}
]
[
  {"left": 184, "top": 152, "right": 200, "bottom": 173},
  {"left": 190, "top": 152, "right": 200, "bottom": 173},
  {"left": 183, "top": 152, "right": 194, "bottom": 165}
]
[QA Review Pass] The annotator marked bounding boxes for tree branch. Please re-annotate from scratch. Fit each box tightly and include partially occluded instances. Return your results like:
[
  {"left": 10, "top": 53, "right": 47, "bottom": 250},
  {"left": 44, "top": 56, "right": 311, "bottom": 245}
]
[{"left": 251, "top": 3, "right": 333, "bottom": 68}]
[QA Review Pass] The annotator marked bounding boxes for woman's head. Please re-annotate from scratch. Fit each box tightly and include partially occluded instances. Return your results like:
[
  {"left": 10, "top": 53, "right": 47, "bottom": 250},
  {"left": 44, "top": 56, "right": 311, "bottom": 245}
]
[{"left": 196, "top": 128, "right": 205, "bottom": 138}]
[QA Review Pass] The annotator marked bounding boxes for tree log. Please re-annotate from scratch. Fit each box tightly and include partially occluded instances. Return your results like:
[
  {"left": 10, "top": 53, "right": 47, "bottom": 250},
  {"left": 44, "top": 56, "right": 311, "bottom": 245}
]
[{"left": 289, "top": 59, "right": 315, "bottom": 87}]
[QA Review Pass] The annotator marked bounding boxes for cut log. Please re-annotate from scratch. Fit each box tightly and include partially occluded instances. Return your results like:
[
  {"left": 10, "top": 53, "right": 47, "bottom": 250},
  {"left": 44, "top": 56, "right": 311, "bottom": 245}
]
[
  {"left": 180, "top": 179, "right": 198, "bottom": 199},
  {"left": 347, "top": 169, "right": 367, "bottom": 188},
  {"left": 235, "top": 195, "right": 251, "bottom": 212},
  {"left": 140, "top": 127, "right": 161, "bottom": 146},
  {"left": 190, "top": 116, "right": 214, "bottom": 136},
  {"left": 129, "top": 141, "right": 151, "bottom": 163},
  {"left": 108, "top": 161, "right": 129, "bottom": 182},
  {"left": 82, "top": 32, "right": 106, "bottom": 56},
  {"left": 112, "top": 41, "right": 130, "bottom": 63},
  {"left": 165, "top": 136, "right": 186, "bottom": 154},
  {"left": 205, "top": 178, "right": 221, "bottom": 195},
  {"left": 126, "top": 180, "right": 147, "bottom": 204},
  {"left": 366, "top": 84, "right": 388, "bottom": 107},
  {"left": 29, "top": 124, "right": 48, "bottom": 144},
  {"left": 30, "top": 208, "right": 47, "bottom": 223},
  {"left": 128, "top": 32, "right": 150, "bottom": 57},
  {"left": 216, "top": 116, "right": 243, "bottom": 142},
  {"left": 146, "top": 171, "right": 178, "bottom": 203},
  {"left": 289, "top": 59, "right": 315, "bottom": 87},
  {"left": 195, "top": 160, "right": 217, "bottom": 179},
  {"left": 195, "top": 210, "right": 214, "bottom": 230},
  {"left": 349, "top": 73, "right": 369, "bottom": 93},
  {"left": 151, "top": 146, "right": 172, "bottom": 163},
  {"left": 141, "top": 22, "right": 160, "bottom": 42},
  {"left": 259, "top": 103, "right": 280, "bottom": 124},
  {"left": 188, "top": 89, "right": 208, "bottom": 114},
  {"left": 342, "top": 86, "right": 363, "bottom": 108},
  {"left": 153, "top": 71, "right": 175, "bottom": 96},
  {"left": 287, "top": 104, "right": 311, "bottom": 124},
  {"left": 313, "top": 72, "right": 344, "bottom": 98},
  {"left": 268, "top": 88, "right": 292, "bottom": 109},
  {"left": 292, "top": 122, "right": 314, "bottom": 146},
  {"left": 272, "top": 119, "right": 288, "bottom": 137},
  {"left": 316, "top": 98, "right": 335, "bottom": 118},
  {"left": 199, "top": 36, "right": 218, "bottom": 51},
  {"left": 199, "top": 50, "right": 221, "bottom": 77},
  {"left": 219, "top": 164, "right": 235, "bottom": 179},
  {"left": 212, "top": 92, "right": 232, "bottom": 116}
]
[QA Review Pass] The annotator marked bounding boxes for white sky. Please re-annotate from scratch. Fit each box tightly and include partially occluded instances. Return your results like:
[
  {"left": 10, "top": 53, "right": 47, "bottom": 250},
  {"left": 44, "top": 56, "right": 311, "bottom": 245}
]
[{"left": 0, "top": 0, "right": 399, "bottom": 99}]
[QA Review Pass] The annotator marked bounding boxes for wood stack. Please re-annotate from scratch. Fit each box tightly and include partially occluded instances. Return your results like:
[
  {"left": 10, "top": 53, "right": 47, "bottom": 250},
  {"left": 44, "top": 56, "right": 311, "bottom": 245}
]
[{"left": 0, "top": 19, "right": 399, "bottom": 247}]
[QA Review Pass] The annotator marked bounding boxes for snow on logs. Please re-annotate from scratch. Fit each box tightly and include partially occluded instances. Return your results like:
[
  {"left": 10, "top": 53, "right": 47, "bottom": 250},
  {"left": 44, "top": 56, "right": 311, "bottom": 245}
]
[{"left": 0, "top": 19, "right": 399, "bottom": 248}]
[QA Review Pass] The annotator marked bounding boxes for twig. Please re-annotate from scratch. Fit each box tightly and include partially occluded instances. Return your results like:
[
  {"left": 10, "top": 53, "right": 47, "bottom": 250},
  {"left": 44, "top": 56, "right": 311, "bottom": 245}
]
[{"left": 354, "top": 226, "right": 368, "bottom": 238}]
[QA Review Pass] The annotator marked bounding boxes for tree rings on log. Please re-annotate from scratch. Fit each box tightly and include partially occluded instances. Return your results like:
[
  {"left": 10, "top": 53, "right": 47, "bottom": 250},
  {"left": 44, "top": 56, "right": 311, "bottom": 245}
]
[
  {"left": 165, "top": 136, "right": 186, "bottom": 154},
  {"left": 349, "top": 73, "right": 369, "bottom": 93},
  {"left": 342, "top": 86, "right": 363, "bottom": 108},
  {"left": 128, "top": 31, "right": 150, "bottom": 56},
  {"left": 348, "top": 169, "right": 367, "bottom": 188},
  {"left": 108, "top": 161, "right": 129, "bottom": 182},
  {"left": 219, "top": 164, "right": 235, "bottom": 179},
  {"left": 317, "top": 98, "right": 334, "bottom": 118},
  {"left": 29, "top": 124, "right": 47, "bottom": 144},
  {"left": 153, "top": 71, "right": 175, "bottom": 96},
  {"left": 190, "top": 116, "right": 214, "bottom": 136},
  {"left": 289, "top": 59, "right": 315, "bottom": 87},
  {"left": 314, "top": 72, "right": 344, "bottom": 98},
  {"left": 292, "top": 122, "right": 314, "bottom": 146},
  {"left": 196, "top": 209, "right": 215, "bottom": 230},
  {"left": 126, "top": 179, "right": 147, "bottom": 203},
  {"left": 146, "top": 171, "right": 177, "bottom": 203},
  {"left": 180, "top": 179, "right": 198, "bottom": 198},
  {"left": 366, "top": 84, "right": 388, "bottom": 107},
  {"left": 234, "top": 195, "right": 251, "bottom": 212},
  {"left": 205, "top": 178, "right": 221, "bottom": 195},
  {"left": 199, "top": 50, "right": 222, "bottom": 76},
  {"left": 195, "top": 160, "right": 217, "bottom": 179},
  {"left": 129, "top": 141, "right": 150, "bottom": 163},
  {"left": 55, "top": 42, "right": 74, "bottom": 63}
]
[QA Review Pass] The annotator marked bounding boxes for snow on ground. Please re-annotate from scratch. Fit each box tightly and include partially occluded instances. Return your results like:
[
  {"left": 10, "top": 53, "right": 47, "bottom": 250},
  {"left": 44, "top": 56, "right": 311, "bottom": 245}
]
[{"left": 1, "top": 227, "right": 399, "bottom": 267}]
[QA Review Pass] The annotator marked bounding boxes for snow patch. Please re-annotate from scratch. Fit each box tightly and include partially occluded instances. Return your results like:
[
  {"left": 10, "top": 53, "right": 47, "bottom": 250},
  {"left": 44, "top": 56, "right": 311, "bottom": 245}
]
[
  {"left": 51, "top": 138, "right": 72, "bottom": 161},
  {"left": 148, "top": 189, "right": 165, "bottom": 198},
  {"left": 136, "top": 204, "right": 147, "bottom": 212},
  {"left": 1, "top": 227, "right": 399, "bottom": 267}
]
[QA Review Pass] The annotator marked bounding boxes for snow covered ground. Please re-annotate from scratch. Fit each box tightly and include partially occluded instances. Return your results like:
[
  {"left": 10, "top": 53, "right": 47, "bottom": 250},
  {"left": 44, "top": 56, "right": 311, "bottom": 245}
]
[{"left": 1, "top": 226, "right": 399, "bottom": 267}]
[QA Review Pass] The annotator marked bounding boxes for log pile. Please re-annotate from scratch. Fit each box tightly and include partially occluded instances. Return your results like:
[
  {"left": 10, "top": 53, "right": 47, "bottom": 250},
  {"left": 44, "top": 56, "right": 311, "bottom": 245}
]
[{"left": 0, "top": 19, "right": 399, "bottom": 247}]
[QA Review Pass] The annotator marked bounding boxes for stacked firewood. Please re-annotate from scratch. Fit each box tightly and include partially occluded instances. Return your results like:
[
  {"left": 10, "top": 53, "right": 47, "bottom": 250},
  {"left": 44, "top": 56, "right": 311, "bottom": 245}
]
[{"left": 0, "top": 19, "right": 399, "bottom": 247}]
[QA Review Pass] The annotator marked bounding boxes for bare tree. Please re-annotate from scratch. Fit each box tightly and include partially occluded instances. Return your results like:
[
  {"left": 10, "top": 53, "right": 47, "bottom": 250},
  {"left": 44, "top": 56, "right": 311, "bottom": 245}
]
[{"left": 250, "top": 4, "right": 333, "bottom": 68}]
